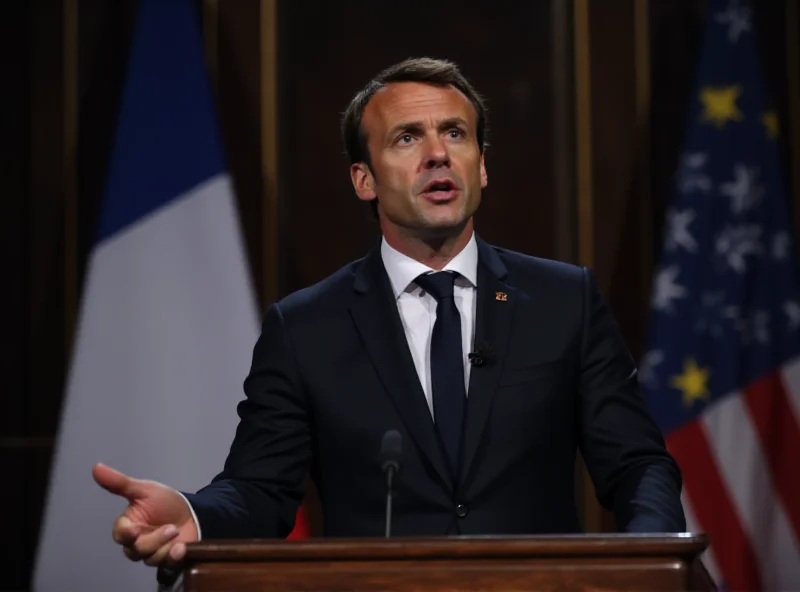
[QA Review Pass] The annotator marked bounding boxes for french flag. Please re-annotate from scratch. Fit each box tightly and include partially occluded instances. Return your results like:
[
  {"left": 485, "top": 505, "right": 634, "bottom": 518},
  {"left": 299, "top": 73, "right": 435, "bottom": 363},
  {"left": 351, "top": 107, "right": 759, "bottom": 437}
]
[{"left": 33, "top": 1, "right": 306, "bottom": 590}]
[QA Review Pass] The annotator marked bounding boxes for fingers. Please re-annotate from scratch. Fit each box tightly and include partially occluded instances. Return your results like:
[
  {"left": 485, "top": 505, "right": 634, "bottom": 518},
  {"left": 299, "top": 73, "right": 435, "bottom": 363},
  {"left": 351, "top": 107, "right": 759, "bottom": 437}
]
[
  {"left": 120, "top": 523, "right": 180, "bottom": 563},
  {"left": 144, "top": 540, "right": 187, "bottom": 568},
  {"left": 168, "top": 541, "right": 187, "bottom": 564},
  {"left": 123, "top": 541, "right": 178, "bottom": 566},
  {"left": 112, "top": 515, "right": 143, "bottom": 546},
  {"left": 92, "top": 463, "right": 144, "bottom": 500},
  {"left": 123, "top": 545, "right": 140, "bottom": 562},
  {"left": 142, "top": 539, "right": 176, "bottom": 567}
]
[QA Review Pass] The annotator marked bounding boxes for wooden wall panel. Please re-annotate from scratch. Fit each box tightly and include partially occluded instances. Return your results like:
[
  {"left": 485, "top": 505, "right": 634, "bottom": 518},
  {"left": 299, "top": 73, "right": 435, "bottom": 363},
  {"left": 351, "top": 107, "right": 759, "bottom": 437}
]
[
  {"left": 76, "top": 0, "right": 138, "bottom": 281},
  {"left": 28, "top": 0, "right": 69, "bottom": 446},
  {"left": 1, "top": 0, "right": 79, "bottom": 587},
  {"left": 212, "top": 0, "right": 272, "bottom": 305},
  {"left": 278, "top": 0, "right": 560, "bottom": 294},
  {"left": 18, "top": 1, "right": 73, "bottom": 588},
  {"left": 587, "top": 0, "right": 640, "bottom": 330},
  {"left": 577, "top": 0, "right": 641, "bottom": 534},
  {"left": 0, "top": 3, "right": 32, "bottom": 588},
  {"left": 0, "top": 3, "right": 31, "bottom": 440},
  {"left": 551, "top": 0, "right": 578, "bottom": 264}
]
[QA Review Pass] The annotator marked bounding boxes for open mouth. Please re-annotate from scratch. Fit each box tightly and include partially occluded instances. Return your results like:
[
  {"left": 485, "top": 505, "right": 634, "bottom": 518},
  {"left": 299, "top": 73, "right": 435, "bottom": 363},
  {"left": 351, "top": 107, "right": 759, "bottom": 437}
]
[{"left": 422, "top": 179, "right": 458, "bottom": 194}]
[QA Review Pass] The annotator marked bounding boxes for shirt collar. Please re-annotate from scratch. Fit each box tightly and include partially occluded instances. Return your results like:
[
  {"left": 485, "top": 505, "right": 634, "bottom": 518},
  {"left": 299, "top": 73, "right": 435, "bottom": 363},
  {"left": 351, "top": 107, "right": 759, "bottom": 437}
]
[{"left": 380, "top": 233, "right": 478, "bottom": 299}]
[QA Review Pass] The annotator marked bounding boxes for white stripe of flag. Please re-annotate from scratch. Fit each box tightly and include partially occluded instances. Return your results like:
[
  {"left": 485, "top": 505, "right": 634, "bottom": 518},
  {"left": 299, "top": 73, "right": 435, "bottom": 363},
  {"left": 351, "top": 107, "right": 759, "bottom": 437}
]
[{"left": 702, "top": 389, "right": 800, "bottom": 590}]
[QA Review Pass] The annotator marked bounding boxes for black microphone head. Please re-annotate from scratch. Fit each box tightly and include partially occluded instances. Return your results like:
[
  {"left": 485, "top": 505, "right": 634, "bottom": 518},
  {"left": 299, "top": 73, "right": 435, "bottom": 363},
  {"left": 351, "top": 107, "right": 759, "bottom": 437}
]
[{"left": 380, "top": 429, "right": 402, "bottom": 472}]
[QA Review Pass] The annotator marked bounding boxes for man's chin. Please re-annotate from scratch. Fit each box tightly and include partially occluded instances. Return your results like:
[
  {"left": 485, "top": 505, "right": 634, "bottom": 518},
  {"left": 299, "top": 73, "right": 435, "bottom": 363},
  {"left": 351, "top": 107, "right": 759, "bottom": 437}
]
[
  {"left": 416, "top": 215, "right": 471, "bottom": 238},
  {"left": 381, "top": 203, "right": 475, "bottom": 239}
]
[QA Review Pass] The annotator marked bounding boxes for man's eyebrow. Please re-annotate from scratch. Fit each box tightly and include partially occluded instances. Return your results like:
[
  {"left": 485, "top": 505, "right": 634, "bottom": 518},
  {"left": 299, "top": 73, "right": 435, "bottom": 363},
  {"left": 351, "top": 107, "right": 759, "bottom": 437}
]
[
  {"left": 385, "top": 117, "right": 469, "bottom": 140},
  {"left": 385, "top": 121, "right": 425, "bottom": 140},
  {"left": 437, "top": 117, "right": 469, "bottom": 130}
]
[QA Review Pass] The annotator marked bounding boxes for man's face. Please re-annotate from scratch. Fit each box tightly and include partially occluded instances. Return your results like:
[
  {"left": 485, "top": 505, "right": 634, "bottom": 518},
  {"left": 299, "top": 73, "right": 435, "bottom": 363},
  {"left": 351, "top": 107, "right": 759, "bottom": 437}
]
[{"left": 351, "top": 82, "right": 487, "bottom": 240}]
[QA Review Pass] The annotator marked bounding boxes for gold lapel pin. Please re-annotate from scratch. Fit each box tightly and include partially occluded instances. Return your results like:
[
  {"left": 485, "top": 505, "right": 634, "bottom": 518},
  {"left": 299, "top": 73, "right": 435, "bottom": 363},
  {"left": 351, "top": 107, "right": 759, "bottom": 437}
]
[{"left": 495, "top": 291, "right": 508, "bottom": 301}]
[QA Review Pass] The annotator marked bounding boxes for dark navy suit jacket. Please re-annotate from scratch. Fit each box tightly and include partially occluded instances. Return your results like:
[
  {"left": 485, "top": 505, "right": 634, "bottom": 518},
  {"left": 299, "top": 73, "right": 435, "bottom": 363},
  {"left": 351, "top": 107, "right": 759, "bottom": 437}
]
[{"left": 183, "top": 237, "right": 685, "bottom": 538}]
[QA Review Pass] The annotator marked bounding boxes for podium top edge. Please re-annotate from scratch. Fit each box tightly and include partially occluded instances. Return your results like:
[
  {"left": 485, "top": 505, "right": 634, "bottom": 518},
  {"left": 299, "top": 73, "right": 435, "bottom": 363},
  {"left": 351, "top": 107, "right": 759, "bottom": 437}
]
[{"left": 184, "top": 533, "right": 710, "bottom": 562}]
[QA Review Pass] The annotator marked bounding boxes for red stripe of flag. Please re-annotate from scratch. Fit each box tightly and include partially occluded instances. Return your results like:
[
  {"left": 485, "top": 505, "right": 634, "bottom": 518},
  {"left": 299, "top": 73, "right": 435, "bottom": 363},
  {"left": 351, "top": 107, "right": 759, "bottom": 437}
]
[
  {"left": 743, "top": 370, "right": 800, "bottom": 545},
  {"left": 287, "top": 505, "right": 311, "bottom": 539},
  {"left": 667, "top": 418, "right": 762, "bottom": 591}
]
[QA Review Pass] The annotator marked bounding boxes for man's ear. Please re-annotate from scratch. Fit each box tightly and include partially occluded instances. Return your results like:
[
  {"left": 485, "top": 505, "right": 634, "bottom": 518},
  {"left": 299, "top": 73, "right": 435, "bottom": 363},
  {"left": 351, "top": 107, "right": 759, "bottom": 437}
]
[
  {"left": 480, "top": 152, "right": 488, "bottom": 188},
  {"left": 350, "top": 163, "right": 377, "bottom": 202}
]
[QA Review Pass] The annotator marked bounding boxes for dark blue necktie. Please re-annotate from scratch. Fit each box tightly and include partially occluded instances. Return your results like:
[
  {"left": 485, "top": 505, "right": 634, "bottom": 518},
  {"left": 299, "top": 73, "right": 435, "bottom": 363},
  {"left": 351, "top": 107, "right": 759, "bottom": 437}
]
[{"left": 415, "top": 271, "right": 466, "bottom": 476}]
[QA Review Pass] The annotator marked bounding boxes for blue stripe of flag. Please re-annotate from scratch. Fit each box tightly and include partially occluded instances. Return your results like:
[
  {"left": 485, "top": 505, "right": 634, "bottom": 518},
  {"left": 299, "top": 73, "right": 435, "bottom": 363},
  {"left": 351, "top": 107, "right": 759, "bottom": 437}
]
[{"left": 96, "top": 0, "right": 225, "bottom": 244}]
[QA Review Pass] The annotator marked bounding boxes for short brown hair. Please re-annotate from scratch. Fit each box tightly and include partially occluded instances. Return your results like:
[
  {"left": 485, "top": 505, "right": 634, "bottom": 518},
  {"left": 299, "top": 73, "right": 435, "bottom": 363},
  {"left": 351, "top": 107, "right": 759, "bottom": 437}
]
[{"left": 341, "top": 57, "right": 489, "bottom": 168}]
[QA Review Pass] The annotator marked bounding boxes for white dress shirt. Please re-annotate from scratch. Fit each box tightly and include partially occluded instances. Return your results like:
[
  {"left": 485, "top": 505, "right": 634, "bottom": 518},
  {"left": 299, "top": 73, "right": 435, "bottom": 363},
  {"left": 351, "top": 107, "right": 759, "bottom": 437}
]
[{"left": 380, "top": 232, "right": 479, "bottom": 416}]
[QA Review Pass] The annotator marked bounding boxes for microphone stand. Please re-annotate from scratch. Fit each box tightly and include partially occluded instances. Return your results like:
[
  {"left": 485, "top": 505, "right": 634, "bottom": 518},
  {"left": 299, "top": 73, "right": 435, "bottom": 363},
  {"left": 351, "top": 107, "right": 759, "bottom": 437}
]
[
  {"left": 384, "top": 462, "right": 396, "bottom": 538},
  {"left": 380, "top": 429, "right": 402, "bottom": 538}
]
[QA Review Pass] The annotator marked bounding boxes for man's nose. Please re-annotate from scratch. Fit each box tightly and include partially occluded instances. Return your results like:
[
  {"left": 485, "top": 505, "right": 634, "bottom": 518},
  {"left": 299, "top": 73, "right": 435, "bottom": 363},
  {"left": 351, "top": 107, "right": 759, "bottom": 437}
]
[{"left": 422, "top": 136, "right": 450, "bottom": 169}]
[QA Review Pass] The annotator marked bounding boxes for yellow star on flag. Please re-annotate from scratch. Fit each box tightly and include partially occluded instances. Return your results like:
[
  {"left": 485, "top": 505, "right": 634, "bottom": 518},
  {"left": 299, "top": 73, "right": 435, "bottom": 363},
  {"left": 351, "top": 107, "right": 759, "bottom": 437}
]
[
  {"left": 669, "top": 358, "right": 711, "bottom": 407},
  {"left": 762, "top": 111, "right": 779, "bottom": 140},
  {"left": 699, "top": 85, "right": 743, "bottom": 128}
]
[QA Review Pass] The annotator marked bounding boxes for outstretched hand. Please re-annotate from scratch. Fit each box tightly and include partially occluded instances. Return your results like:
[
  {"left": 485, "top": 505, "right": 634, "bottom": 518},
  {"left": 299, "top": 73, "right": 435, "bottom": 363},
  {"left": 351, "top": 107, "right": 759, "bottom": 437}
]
[{"left": 92, "top": 462, "right": 199, "bottom": 568}]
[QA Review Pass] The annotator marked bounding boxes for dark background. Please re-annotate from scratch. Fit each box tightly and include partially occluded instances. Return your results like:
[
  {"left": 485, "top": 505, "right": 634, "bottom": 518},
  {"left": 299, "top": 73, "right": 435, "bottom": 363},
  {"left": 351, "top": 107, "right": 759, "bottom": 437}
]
[{"left": 2, "top": 0, "right": 798, "bottom": 589}]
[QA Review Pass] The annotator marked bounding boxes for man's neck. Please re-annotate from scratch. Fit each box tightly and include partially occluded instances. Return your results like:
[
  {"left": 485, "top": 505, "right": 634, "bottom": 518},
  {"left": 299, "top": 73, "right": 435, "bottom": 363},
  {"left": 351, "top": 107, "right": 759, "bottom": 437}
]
[{"left": 382, "top": 222, "right": 474, "bottom": 271}]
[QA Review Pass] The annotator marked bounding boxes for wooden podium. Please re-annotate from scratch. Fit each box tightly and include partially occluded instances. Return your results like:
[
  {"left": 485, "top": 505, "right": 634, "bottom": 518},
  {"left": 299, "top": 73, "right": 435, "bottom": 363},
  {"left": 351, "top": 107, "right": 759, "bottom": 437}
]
[{"left": 179, "top": 533, "right": 714, "bottom": 591}]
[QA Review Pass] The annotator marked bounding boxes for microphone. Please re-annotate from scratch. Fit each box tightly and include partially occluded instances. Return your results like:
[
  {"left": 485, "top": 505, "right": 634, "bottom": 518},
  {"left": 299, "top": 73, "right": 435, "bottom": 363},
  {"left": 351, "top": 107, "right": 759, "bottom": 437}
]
[
  {"left": 379, "top": 429, "right": 402, "bottom": 537},
  {"left": 468, "top": 342, "right": 495, "bottom": 367}
]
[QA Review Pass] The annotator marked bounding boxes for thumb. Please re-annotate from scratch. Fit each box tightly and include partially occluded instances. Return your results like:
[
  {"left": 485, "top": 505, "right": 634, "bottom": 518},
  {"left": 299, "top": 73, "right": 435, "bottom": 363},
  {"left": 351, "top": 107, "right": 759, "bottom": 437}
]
[{"left": 93, "top": 462, "right": 146, "bottom": 501}]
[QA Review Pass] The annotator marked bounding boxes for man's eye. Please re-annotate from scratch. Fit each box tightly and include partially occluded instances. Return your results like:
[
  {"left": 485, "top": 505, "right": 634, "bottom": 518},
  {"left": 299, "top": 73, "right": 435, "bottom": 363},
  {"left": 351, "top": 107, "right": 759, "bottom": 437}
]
[{"left": 398, "top": 134, "right": 413, "bottom": 144}]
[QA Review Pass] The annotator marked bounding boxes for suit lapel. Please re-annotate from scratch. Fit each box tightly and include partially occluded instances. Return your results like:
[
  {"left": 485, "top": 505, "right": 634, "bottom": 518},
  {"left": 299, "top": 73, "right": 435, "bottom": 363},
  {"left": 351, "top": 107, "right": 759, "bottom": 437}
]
[
  {"left": 459, "top": 239, "right": 518, "bottom": 489},
  {"left": 348, "top": 245, "right": 453, "bottom": 493}
]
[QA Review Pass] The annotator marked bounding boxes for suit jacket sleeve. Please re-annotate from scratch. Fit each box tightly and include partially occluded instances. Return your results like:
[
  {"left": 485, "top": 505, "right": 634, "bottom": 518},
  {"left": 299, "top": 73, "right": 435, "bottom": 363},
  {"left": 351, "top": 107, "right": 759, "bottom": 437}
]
[
  {"left": 181, "top": 301, "right": 311, "bottom": 539},
  {"left": 577, "top": 267, "right": 686, "bottom": 532}
]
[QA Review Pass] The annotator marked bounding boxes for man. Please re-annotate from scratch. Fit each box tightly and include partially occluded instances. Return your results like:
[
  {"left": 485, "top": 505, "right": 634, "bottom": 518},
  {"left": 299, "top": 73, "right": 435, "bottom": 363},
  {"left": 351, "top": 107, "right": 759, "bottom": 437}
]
[{"left": 93, "top": 57, "right": 685, "bottom": 575}]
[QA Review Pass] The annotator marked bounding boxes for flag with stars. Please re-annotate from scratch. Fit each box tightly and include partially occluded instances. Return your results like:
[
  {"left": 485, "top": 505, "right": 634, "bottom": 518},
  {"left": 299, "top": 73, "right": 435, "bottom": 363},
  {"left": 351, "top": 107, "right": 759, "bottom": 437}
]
[{"left": 640, "top": 0, "right": 800, "bottom": 590}]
